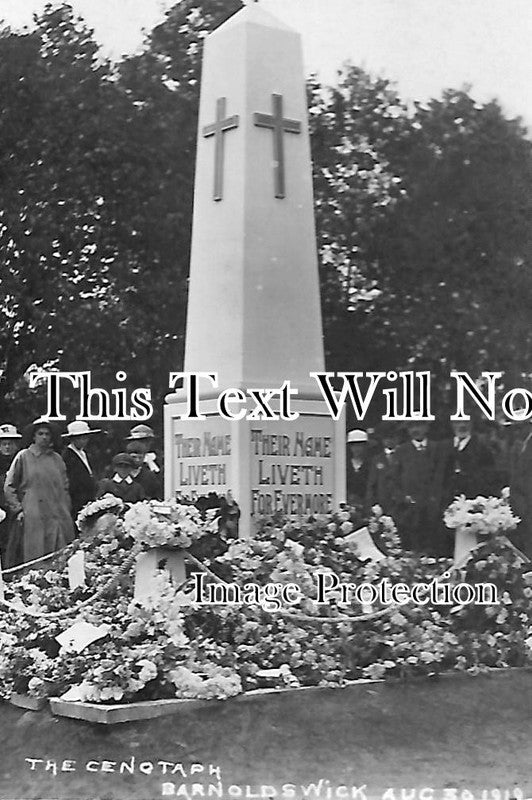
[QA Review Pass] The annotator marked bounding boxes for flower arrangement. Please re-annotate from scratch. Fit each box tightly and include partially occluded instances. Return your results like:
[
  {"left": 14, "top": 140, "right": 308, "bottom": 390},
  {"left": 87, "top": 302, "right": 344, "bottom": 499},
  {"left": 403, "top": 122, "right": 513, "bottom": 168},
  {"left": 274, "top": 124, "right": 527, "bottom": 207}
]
[
  {"left": 123, "top": 500, "right": 217, "bottom": 549},
  {"left": 1, "top": 505, "right": 531, "bottom": 704},
  {"left": 367, "top": 504, "right": 402, "bottom": 555},
  {"left": 444, "top": 493, "right": 519, "bottom": 537},
  {"left": 76, "top": 494, "right": 124, "bottom": 532}
]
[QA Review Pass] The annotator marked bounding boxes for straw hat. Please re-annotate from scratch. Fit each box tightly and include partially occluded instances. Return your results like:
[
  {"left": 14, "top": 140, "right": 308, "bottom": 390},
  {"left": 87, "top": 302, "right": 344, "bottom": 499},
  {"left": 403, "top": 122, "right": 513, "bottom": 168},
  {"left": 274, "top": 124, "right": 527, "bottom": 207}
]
[
  {"left": 126, "top": 424, "right": 155, "bottom": 441},
  {"left": 347, "top": 429, "right": 368, "bottom": 443},
  {"left": 62, "top": 421, "right": 101, "bottom": 438},
  {"left": 0, "top": 424, "right": 21, "bottom": 439}
]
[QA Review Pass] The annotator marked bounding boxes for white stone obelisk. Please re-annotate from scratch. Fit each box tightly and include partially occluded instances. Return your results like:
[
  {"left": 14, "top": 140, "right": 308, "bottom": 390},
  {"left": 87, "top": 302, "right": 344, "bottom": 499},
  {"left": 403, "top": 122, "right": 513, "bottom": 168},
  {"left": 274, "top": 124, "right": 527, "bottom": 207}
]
[{"left": 165, "top": 4, "right": 345, "bottom": 533}]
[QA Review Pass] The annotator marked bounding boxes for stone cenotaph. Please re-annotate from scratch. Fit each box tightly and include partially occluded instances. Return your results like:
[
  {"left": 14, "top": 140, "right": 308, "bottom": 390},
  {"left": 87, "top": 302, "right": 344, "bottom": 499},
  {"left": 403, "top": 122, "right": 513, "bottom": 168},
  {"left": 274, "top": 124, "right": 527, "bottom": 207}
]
[{"left": 164, "top": 3, "right": 346, "bottom": 534}]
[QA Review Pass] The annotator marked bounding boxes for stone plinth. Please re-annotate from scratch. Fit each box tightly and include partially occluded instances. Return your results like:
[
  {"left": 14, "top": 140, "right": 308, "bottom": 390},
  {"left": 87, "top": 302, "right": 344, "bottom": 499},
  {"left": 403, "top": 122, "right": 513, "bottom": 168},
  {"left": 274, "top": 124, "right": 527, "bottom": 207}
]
[{"left": 165, "top": 398, "right": 345, "bottom": 535}]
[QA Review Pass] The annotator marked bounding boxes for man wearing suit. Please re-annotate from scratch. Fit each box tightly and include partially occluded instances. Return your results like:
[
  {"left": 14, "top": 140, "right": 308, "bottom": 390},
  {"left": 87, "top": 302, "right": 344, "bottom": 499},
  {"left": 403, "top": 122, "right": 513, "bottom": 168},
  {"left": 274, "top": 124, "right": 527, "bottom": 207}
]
[
  {"left": 365, "top": 421, "right": 400, "bottom": 516},
  {"left": 62, "top": 421, "right": 100, "bottom": 521},
  {"left": 509, "top": 419, "right": 532, "bottom": 558},
  {"left": 444, "top": 419, "right": 496, "bottom": 502},
  {"left": 394, "top": 421, "right": 447, "bottom": 555}
]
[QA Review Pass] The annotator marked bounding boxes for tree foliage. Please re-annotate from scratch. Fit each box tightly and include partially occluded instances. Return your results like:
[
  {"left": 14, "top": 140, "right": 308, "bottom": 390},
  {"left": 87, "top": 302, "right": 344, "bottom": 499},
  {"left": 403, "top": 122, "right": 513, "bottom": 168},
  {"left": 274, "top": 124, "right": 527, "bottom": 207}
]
[
  {"left": 309, "top": 67, "right": 532, "bottom": 396},
  {"left": 0, "top": 2, "right": 531, "bottom": 432},
  {"left": 0, "top": 1, "right": 243, "bottom": 425}
]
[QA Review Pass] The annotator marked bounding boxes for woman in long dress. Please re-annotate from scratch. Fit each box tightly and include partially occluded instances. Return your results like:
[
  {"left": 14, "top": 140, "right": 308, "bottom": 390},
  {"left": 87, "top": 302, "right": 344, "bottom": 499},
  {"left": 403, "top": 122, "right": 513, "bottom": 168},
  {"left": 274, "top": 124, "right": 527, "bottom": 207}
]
[{"left": 4, "top": 419, "right": 75, "bottom": 564}]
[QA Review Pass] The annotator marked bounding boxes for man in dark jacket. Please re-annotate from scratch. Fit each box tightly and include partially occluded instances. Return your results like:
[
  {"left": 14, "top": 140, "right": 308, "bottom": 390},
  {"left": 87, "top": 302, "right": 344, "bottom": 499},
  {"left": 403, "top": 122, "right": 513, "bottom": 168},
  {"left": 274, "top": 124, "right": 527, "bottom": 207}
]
[
  {"left": 443, "top": 419, "right": 496, "bottom": 502},
  {"left": 394, "top": 421, "right": 447, "bottom": 555},
  {"left": 366, "top": 421, "right": 400, "bottom": 515},
  {"left": 509, "top": 419, "right": 532, "bottom": 558}
]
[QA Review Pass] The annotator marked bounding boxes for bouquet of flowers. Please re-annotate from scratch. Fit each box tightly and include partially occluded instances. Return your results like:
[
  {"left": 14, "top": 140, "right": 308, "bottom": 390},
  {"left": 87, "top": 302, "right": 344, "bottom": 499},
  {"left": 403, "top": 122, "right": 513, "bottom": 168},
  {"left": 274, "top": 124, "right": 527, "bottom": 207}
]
[
  {"left": 76, "top": 494, "right": 125, "bottom": 532},
  {"left": 123, "top": 500, "right": 217, "bottom": 549},
  {"left": 367, "top": 504, "right": 402, "bottom": 555},
  {"left": 444, "top": 492, "right": 519, "bottom": 537}
]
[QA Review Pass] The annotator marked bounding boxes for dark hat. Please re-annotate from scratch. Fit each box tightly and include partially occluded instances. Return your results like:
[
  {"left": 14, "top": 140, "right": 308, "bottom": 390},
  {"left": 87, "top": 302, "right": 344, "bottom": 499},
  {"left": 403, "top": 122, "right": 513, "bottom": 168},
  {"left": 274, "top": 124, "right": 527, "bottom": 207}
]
[
  {"left": 126, "top": 441, "right": 145, "bottom": 454},
  {"left": 22, "top": 418, "right": 61, "bottom": 449},
  {"left": 112, "top": 452, "right": 135, "bottom": 468},
  {"left": 375, "top": 420, "right": 399, "bottom": 438}
]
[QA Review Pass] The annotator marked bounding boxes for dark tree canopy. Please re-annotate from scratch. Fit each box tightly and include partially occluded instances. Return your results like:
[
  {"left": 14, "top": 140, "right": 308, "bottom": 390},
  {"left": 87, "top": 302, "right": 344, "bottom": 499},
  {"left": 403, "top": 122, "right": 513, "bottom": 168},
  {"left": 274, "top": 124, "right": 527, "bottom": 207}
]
[
  {"left": 0, "top": 2, "right": 531, "bottom": 432},
  {"left": 309, "top": 66, "right": 532, "bottom": 402}
]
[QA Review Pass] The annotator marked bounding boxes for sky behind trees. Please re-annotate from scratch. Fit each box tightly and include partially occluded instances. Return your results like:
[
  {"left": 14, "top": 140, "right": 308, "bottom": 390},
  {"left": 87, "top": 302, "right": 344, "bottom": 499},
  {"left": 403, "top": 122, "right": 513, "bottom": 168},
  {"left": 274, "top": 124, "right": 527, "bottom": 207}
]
[
  {"left": 1, "top": 1, "right": 531, "bottom": 431},
  {"left": 1, "top": 0, "right": 531, "bottom": 129}
]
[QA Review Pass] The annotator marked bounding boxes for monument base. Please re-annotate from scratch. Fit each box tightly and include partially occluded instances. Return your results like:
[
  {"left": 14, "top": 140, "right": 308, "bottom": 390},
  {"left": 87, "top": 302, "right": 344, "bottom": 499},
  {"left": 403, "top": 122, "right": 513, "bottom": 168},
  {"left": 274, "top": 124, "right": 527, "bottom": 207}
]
[{"left": 164, "top": 396, "right": 346, "bottom": 536}]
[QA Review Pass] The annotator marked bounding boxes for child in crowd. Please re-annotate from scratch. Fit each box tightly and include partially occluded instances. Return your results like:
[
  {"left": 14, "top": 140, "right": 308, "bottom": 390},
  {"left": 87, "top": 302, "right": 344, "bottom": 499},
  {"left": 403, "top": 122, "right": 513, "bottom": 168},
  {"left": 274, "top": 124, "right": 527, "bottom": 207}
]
[{"left": 97, "top": 453, "right": 145, "bottom": 504}]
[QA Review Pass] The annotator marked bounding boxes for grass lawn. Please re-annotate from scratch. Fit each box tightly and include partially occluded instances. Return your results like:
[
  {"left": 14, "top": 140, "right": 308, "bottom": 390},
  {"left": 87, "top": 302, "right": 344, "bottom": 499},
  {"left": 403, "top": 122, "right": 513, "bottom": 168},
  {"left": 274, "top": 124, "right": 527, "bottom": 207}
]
[{"left": 1, "top": 670, "right": 531, "bottom": 800}]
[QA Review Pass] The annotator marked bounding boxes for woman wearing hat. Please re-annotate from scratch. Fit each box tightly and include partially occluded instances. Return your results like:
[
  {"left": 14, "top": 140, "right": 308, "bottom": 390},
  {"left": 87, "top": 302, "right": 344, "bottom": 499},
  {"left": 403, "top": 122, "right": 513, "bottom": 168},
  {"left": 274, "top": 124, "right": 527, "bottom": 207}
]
[
  {"left": 126, "top": 425, "right": 162, "bottom": 471},
  {"left": 62, "top": 420, "right": 101, "bottom": 520},
  {"left": 3, "top": 419, "right": 74, "bottom": 565},
  {"left": 0, "top": 424, "right": 22, "bottom": 563}
]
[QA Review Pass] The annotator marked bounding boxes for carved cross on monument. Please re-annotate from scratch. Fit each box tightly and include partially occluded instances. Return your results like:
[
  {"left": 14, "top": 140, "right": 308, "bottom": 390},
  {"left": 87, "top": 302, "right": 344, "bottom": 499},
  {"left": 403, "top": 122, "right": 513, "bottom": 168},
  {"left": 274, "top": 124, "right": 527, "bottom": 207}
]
[
  {"left": 253, "top": 93, "right": 301, "bottom": 199},
  {"left": 202, "top": 97, "right": 239, "bottom": 201}
]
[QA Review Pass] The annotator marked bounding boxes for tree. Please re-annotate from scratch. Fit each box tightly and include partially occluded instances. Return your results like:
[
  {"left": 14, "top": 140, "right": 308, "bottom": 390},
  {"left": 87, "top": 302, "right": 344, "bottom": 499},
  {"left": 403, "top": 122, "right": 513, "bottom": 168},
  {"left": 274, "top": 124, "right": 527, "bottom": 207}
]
[
  {"left": 0, "top": 1, "right": 243, "bottom": 427},
  {"left": 0, "top": 6, "right": 139, "bottom": 421},
  {"left": 375, "top": 90, "right": 532, "bottom": 392},
  {"left": 2, "top": 4, "right": 531, "bottom": 433},
  {"left": 309, "top": 68, "right": 532, "bottom": 410},
  {"left": 308, "top": 66, "right": 412, "bottom": 373}
]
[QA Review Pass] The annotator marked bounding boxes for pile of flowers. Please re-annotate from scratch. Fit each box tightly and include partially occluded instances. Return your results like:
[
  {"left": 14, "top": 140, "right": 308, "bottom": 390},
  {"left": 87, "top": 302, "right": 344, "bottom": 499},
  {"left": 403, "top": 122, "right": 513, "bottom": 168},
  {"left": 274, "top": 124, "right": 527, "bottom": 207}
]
[
  {"left": 0, "top": 515, "right": 242, "bottom": 704},
  {"left": 444, "top": 491, "right": 519, "bottom": 537},
  {"left": 76, "top": 494, "right": 125, "bottom": 533},
  {"left": 123, "top": 500, "right": 218, "bottom": 549},
  {"left": 0, "top": 495, "right": 531, "bottom": 705}
]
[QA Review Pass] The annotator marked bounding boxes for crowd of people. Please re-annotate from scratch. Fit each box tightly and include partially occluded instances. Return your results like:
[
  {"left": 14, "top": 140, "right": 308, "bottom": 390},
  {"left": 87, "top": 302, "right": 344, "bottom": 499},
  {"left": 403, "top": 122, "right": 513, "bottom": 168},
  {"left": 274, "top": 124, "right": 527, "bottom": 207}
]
[
  {"left": 0, "top": 420, "right": 163, "bottom": 568},
  {"left": 346, "top": 417, "right": 532, "bottom": 558},
  {"left": 1, "top": 413, "right": 530, "bottom": 570}
]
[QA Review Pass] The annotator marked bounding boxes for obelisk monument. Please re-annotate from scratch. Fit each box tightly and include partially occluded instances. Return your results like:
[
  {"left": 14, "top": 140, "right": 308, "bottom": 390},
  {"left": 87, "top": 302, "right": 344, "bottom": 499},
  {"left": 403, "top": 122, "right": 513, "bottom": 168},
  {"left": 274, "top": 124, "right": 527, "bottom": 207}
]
[{"left": 165, "top": 3, "right": 345, "bottom": 533}]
